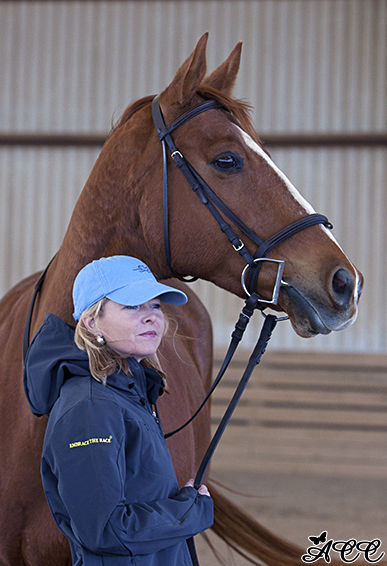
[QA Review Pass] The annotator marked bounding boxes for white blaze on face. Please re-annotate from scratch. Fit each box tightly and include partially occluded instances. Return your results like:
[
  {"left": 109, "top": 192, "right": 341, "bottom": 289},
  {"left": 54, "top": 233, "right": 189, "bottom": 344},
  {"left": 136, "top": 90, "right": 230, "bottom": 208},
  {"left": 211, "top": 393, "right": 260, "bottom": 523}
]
[
  {"left": 238, "top": 126, "right": 315, "bottom": 214},
  {"left": 238, "top": 127, "right": 362, "bottom": 308},
  {"left": 237, "top": 126, "right": 339, "bottom": 245}
]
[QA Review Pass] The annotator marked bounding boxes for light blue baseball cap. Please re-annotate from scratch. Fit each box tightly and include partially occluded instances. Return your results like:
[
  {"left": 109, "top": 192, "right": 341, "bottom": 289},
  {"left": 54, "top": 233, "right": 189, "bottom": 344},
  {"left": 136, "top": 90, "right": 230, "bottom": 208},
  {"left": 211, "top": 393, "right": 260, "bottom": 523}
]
[{"left": 72, "top": 255, "right": 188, "bottom": 321}]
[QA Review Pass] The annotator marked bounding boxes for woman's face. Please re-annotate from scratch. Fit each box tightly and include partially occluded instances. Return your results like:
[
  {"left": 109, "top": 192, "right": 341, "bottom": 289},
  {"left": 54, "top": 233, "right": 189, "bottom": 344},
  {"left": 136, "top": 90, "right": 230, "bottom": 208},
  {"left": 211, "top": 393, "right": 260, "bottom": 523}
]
[{"left": 87, "top": 298, "right": 165, "bottom": 361}]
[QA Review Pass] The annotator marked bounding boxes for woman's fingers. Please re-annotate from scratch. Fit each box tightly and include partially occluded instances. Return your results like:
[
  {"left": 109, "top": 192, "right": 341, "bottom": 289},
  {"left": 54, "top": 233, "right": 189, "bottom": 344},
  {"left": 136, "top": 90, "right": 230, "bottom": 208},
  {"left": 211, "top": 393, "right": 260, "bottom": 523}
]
[
  {"left": 198, "top": 484, "right": 210, "bottom": 497},
  {"left": 183, "top": 479, "right": 210, "bottom": 496}
]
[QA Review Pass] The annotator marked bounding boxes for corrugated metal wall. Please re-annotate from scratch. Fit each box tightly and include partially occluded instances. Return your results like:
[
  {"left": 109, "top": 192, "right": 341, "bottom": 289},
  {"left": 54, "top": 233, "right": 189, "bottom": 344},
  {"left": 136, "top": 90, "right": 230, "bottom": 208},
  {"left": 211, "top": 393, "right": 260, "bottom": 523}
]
[
  {"left": 1, "top": 0, "right": 386, "bottom": 352},
  {"left": 2, "top": 0, "right": 386, "bottom": 133}
]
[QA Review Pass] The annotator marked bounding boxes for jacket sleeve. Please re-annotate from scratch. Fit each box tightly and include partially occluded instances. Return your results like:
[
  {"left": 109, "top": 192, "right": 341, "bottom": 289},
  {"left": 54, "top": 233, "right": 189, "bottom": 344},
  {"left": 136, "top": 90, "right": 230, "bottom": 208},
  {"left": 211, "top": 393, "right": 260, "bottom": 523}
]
[{"left": 42, "top": 398, "right": 213, "bottom": 556}]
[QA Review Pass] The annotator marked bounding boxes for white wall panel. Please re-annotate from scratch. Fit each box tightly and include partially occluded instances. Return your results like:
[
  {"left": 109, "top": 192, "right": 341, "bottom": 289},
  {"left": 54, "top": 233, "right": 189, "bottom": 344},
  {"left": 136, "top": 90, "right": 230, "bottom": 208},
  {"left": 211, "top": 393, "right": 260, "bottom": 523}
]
[
  {"left": 1, "top": 1, "right": 386, "bottom": 134},
  {"left": 0, "top": 0, "right": 386, "bottom": 353},
  {"left": 0, "top": 147, "right": 100, "bottom": 292}
]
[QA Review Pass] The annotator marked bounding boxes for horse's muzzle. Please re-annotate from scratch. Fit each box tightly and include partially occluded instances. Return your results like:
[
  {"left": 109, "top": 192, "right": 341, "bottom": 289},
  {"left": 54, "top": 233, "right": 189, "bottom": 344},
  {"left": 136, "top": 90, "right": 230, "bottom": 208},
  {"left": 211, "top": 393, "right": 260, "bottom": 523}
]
[{"left": 280, "top": 265, "right": 362, "bottom": 338}]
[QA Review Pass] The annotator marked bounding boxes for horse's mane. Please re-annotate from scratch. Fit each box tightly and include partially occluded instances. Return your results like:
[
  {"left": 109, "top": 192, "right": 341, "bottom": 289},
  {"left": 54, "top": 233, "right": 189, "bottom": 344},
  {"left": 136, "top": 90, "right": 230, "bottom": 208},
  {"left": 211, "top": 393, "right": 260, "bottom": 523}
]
[
  {"left": 110, "top": 95, "right": 156, "bottom": 135},
  {"left": 110, "top": 87, "right": 261, "bottom": 145}
]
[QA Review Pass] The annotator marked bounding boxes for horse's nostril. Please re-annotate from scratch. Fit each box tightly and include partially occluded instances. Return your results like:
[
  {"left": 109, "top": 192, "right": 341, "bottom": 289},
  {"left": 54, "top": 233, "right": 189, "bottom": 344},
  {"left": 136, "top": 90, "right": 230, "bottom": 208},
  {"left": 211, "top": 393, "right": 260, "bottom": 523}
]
[
  {"left": 332, "top": 268, "right": 354, "bottom": 304},
  {"left": 333, "top": 270, "right": 347, "bottom": 295}
]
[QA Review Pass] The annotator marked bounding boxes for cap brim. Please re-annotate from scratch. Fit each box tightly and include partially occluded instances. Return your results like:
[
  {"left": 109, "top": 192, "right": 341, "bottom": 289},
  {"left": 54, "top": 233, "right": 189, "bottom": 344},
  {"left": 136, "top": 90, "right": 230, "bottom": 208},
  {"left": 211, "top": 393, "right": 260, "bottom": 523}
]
[{"left": 106, "top": 280, "right": 188, "bottom": 306}]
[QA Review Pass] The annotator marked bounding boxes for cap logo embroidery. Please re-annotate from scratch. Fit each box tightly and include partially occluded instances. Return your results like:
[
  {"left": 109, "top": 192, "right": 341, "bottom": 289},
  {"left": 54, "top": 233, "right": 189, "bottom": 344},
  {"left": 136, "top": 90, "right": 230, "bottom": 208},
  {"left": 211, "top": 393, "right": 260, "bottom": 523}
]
[{"left": 134, "top": 265, "right": 152, "bottom": 274}]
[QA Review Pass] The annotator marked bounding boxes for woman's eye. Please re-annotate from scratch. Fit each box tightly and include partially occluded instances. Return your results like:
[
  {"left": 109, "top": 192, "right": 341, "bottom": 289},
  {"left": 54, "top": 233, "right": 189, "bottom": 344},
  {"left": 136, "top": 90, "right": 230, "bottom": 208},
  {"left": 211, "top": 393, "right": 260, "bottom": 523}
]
[{"left": 211, "top": 153, "right": 243, "bottom": 172}]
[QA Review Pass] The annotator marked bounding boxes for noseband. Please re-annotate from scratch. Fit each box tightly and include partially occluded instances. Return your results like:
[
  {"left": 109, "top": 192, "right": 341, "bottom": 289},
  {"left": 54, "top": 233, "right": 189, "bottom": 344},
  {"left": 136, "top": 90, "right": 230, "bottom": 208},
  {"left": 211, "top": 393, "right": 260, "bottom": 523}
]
[{"left": 152, "top": 95, "right": 332, "bottom": 304}]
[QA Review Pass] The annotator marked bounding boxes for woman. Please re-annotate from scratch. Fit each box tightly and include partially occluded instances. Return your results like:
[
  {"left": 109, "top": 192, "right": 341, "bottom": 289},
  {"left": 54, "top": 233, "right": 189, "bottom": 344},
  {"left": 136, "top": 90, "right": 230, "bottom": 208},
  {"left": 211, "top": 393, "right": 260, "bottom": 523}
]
[{"left": 23, "top": 255, "right": 213, "bottom": 566}]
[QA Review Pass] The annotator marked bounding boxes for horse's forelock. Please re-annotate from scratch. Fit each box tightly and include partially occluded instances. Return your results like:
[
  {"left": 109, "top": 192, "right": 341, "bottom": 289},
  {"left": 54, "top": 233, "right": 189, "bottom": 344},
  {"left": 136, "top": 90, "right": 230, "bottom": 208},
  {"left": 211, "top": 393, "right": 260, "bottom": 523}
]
[
  {"left": 197, "top": 85, "right": 262, "bottom": 146},
  {"left": 110, "top": 87, "right": 261, "bottom": 146}
]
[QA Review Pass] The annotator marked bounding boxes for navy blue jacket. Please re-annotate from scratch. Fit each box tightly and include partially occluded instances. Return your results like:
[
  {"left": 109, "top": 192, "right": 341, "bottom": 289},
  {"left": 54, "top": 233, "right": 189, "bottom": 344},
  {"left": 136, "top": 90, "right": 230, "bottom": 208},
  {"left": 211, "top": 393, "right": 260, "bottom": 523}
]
[{"left": 23, "top": 314, "right": 213, "bottom": 566}]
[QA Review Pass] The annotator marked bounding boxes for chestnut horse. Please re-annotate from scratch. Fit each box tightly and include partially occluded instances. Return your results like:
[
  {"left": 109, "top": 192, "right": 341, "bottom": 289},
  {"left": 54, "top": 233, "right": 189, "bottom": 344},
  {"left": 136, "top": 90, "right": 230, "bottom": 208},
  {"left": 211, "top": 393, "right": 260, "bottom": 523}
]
[{"left": 0, "top": 34, "right": 364, "bottom": 566}]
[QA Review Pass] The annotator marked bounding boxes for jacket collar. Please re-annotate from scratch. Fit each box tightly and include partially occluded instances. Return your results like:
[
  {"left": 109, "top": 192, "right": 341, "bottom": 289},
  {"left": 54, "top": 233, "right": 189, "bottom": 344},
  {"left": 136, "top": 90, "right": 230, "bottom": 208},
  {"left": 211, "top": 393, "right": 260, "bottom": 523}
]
[{"left": 107, "top": 358, "right": 164, "bottom": 405}]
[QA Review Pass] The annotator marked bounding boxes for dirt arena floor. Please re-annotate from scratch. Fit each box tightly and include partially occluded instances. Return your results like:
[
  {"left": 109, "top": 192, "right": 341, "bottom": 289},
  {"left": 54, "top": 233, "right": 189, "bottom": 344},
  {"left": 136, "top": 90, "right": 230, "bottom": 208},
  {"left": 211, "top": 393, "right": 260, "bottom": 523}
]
[{"left": 193, "top": 350, "right": 387, "bottom": 565}]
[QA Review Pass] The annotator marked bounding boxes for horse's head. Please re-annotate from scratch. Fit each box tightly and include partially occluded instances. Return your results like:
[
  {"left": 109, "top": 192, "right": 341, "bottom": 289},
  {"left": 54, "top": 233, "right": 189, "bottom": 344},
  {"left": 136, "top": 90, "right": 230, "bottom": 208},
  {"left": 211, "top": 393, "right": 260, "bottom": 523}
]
[{"left": 94, "top": 32, "right": 362, "bottom": 338}]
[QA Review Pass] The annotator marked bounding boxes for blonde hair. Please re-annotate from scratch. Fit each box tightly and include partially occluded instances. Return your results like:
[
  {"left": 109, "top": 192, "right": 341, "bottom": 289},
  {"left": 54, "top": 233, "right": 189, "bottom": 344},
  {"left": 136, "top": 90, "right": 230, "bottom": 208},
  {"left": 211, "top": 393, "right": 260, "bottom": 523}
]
[{"left": 74, "top": 298, "right": 167, "bottom": 385}]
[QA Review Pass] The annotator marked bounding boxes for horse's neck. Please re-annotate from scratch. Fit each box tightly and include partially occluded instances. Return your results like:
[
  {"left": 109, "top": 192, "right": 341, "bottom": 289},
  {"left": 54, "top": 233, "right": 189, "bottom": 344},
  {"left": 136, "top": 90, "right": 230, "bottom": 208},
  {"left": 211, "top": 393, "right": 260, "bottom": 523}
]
[
  {"left": 33, "top": 180, "right": 160, "bottom": 329},
  {"left": 32, "top": 114, "right": 169, "bottom": 329}
]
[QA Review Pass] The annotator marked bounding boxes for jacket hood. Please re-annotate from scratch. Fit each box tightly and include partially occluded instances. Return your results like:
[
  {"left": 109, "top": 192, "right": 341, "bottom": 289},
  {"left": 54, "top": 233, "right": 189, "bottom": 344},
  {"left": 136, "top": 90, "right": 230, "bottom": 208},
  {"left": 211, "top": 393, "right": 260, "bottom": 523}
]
[
  {"left": 24, "top": 313, "right": 91, "bottom": 417},
  {"left": 23, "top": 313, "right": 165, "bottom": 417}
]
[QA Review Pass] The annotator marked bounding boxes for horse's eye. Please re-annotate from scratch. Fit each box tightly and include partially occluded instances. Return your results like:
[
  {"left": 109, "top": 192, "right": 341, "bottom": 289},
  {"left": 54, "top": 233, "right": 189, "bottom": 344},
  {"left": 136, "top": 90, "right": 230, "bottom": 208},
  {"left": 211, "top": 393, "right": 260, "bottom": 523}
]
[{"left": 211, "top": 153, "right": 243, "bottom": 172}]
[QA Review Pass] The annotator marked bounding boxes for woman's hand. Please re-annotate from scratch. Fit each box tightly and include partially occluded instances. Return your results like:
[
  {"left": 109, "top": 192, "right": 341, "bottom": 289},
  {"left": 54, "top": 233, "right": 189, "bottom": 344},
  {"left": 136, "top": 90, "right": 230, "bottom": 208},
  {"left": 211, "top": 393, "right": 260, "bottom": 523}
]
[{"left": 184, "top": 478, "right": 211, "bottom": 497}]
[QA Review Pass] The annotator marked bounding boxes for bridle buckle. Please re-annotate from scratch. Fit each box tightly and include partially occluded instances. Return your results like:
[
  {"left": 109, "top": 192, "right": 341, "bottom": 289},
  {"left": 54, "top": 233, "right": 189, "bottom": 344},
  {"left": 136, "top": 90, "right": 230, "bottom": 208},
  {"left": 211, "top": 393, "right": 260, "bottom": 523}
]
[
  {"left": 233, "top": 239, "right": 245, "bottom": 252},
  {"left": 241, "top": 258, "right": 285, "bottom": 305}
]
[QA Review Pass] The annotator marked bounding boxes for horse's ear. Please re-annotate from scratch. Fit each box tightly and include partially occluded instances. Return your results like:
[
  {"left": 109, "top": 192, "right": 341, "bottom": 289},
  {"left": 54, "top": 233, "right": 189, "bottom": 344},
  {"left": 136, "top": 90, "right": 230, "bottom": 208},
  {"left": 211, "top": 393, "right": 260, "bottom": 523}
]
[
  {"left": 203, "top": 41, "right": 242, "bottom": 96},
  {"left": 161, "top": 32, "right": 208, "bottom": 107}
]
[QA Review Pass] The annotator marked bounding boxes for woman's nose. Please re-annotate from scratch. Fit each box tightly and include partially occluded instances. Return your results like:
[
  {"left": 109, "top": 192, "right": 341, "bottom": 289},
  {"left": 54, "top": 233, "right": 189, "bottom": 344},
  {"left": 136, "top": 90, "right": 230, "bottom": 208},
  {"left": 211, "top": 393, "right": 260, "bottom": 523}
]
[{"left": 142, "top": 308, "right": 156, "bottom": 322}]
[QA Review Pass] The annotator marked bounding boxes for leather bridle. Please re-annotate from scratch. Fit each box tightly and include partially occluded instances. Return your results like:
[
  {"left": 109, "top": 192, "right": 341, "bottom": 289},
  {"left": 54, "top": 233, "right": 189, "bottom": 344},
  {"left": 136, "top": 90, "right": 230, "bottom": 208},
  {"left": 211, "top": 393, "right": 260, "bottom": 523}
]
[
  {"left": 152, "top": 94, "right": 332, "bottom": 305},
  {"left": 152, "top": 93, "right": 335, "bottom": 502}
]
